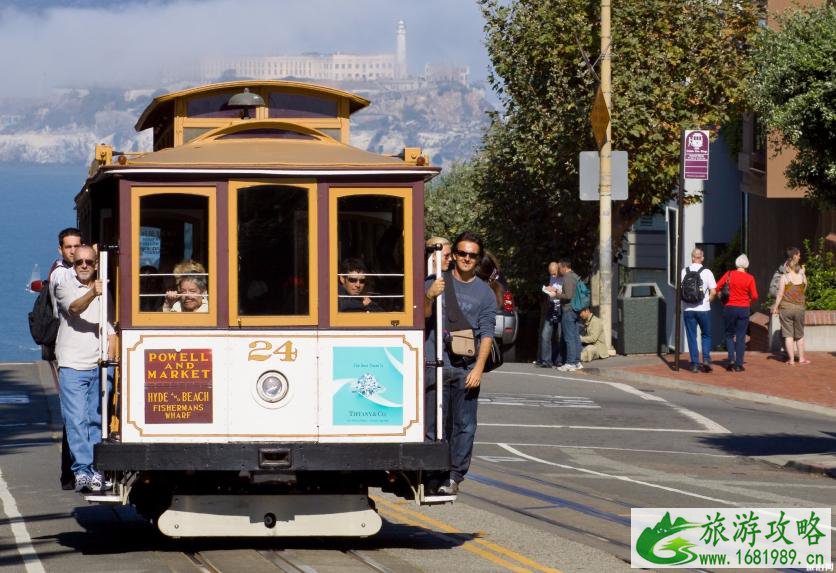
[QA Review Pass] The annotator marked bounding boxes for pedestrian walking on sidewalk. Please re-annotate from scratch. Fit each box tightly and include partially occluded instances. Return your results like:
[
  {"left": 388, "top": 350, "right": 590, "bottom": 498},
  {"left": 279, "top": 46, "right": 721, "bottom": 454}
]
[
  {"left": 716, "top": 255, "right": 758, "bottom": 372},
  {"left": 771, "top": 255, "right": 809, "bottom": 365},
  {"left": 556, "top": 259, "right": 583, "bottom": 371},
  {"left": 681, "top": 248, "right": 717, "bottom": 373}
]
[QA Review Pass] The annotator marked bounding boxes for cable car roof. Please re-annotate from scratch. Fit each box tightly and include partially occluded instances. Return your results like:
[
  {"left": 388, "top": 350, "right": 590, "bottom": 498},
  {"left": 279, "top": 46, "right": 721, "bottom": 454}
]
[{"left": 135, "top": 80, "right": 371, "bottom": 132}]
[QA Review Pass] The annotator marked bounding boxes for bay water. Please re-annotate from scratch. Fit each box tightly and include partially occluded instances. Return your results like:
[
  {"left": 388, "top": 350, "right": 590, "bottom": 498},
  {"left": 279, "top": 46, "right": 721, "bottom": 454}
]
[{"left": 0, "top": 164, "right": 86, "bottom": 361}]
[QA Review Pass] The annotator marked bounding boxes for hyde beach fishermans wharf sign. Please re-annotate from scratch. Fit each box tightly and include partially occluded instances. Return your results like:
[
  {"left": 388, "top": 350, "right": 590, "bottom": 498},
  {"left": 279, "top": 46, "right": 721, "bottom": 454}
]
[
  {"left": 145, "top": 349, "right": 213, "bottom": 423},
  {"left": 683, "top": 129, "right": 710, "bottom": 180}
]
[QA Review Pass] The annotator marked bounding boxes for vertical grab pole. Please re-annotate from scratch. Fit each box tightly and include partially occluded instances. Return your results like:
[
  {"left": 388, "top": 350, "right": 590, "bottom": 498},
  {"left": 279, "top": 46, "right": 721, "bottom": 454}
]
[
  {"left": 98, "top": 249, "right": 109, "bottom": 440},
  {"left": 434, "top": 249, "right": 444, "bottom": 441}
]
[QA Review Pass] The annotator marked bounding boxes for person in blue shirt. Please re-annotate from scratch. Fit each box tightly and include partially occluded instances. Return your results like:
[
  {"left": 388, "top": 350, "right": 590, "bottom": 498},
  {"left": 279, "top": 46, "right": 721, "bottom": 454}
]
[{"left": 424, "top": 231, "right": 497, "bottom": 495}]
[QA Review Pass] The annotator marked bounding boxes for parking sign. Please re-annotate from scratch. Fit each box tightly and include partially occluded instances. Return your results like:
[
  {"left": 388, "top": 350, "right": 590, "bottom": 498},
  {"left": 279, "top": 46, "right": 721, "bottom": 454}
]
[{"left": 683, "top": 129, "right": 710, "bottom": 180}]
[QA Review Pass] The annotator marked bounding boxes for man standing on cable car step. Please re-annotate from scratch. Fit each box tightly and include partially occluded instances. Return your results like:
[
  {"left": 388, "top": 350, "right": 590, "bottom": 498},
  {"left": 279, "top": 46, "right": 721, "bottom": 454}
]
[
  {"left": 424, "top": 231, "right": 497, "bottom": 495},
  {"left": 54, "top": 245, "right": 117, "bottom": 493}
]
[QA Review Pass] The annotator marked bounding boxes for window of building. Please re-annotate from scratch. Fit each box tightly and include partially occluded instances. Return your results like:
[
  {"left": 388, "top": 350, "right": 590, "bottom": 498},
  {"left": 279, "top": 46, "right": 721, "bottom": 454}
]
[
  {"left": 331, "top": 189, "right": 413, "bottom": 326},
  {"left": 134, "top": 190, "right": 215, "bottom": 326},
  {"left": 217, "top": 128, "right": 316, "bottom": 140}
]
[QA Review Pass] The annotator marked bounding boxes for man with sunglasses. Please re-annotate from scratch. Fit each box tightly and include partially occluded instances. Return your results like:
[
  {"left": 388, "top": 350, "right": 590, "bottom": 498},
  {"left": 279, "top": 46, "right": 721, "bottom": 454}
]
[
  {"left": 54, "top": 245, "right": 117, "bottom": 493},
  {"left": 338, "top": 258, "right": 382, "bottom": 312},
  {"left": 424, "top": 231, "right": 497, "bottom": 496}
]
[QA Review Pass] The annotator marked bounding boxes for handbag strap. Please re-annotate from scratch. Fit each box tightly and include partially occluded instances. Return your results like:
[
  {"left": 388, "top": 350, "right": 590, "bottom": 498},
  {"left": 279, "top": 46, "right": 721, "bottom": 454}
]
[{"left": 443, "top": 271, "right": 474, "bottom": 332}]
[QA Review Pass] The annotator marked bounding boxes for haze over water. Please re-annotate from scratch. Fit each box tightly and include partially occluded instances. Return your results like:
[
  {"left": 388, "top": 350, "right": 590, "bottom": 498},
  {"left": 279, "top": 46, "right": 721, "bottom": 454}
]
[{"left": 0, "top": 164, "right": 84, "bottom": 361}]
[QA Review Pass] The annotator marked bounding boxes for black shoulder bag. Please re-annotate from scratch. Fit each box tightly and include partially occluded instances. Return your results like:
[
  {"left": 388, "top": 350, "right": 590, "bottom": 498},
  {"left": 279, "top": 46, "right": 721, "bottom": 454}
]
[{"left": 443, "top": 272, "right": 503, "bottom": 372}]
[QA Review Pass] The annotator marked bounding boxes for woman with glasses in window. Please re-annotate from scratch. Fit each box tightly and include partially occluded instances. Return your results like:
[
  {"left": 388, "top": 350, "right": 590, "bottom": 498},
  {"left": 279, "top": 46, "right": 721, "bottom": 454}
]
[{"left": 163, "top": 260, "right": 209, "bottom": 313}]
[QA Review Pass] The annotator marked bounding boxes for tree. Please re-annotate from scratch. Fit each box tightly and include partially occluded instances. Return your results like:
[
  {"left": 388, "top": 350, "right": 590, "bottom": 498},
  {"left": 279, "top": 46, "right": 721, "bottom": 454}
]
[
  {"left": 425, "top": 161, "right": 486, "bottom": 241},
  {"left": 476, "top": 0, "right": 759, "bottom": 299},
  {"left": 748, "top": 5, "right": 836, "bottom": 207}
]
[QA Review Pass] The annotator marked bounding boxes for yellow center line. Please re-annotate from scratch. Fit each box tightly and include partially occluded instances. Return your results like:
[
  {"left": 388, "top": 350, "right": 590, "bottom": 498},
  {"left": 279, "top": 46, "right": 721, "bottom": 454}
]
[
  {"left": 373, "top": 495, "right": 562, "bottom": 573},
  {"left": 376, "top": 505, "right": 532, "bottom": 573}
]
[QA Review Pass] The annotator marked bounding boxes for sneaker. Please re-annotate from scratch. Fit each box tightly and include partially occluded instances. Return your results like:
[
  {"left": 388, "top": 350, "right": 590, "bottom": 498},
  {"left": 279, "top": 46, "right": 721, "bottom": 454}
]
[
  {"left": 74, "top": 473, "right": 92, "bottom": 493},
  {"left": 90, "top": 472, "right": 113, "bottom": 492},
  {"left": 574, "top": 362, "right": 584, "bottom": 370},
  {"left": 701, "top": 363, "right": 713, "bottom": 373},
  {"left": 558, "top": 363, "right": 577, "bottom": 372},
  {"left": 437, "top": 478, "right": 459, "bottom": 496}
]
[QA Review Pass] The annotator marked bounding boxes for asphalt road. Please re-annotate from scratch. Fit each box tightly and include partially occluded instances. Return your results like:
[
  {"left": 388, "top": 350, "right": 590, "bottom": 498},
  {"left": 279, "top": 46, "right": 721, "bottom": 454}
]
[{"left": 0, "top": 361, "right": 833, "bottom": 572}]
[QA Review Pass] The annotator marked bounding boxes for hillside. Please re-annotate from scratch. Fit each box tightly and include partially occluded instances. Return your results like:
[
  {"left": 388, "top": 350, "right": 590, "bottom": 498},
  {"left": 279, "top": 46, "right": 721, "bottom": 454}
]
[{"left": 0, "top": 81, "right": 492, "bottom": 168}]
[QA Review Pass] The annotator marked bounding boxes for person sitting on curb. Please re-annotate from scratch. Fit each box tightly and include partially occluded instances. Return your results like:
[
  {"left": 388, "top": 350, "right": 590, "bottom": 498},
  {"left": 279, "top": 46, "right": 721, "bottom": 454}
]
[{"left": 579, "top": 308, "right": 608, "bottom": 363}]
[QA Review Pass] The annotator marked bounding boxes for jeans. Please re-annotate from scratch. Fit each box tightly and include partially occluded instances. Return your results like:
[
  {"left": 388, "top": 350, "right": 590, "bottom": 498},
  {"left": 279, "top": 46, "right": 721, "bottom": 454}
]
[
  {"left": 683, "top": 311, "right": 712, "bottom": 365},
  {"left": 561, "top": 308, "right": 581, "bottom": 365},
  {"left": 724, "top": 306, "right": 750, "bottom": 366},
  {"left": 58, "top": 367, "right": 101, "bottom": 476},
  {"left": 436, "top": 365, "right": 479, "bottom": 483},
  {"left": 539, "top": 312, "right": 563, "bottom": 365}
]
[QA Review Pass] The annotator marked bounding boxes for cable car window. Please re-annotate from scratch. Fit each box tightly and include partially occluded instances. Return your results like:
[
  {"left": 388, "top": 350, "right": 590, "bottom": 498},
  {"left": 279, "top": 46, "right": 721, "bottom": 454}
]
[
  {"left": 237, "top": 185, "right": 309, "bottom": 316},
  {"left": 336, "top": 195, "right": 404, "bottom": 313},
  {"left": 138, "top": 194, "right": 210, "bottom": 313},
  {"left": 217, "top": 129, "right": 316, "bottom": 140},
  {"left": 186, "top": 93, "right": 240, "bottom": 118},
  {"left": 268, "top": 93, "right": 338, "bottom": 118}
]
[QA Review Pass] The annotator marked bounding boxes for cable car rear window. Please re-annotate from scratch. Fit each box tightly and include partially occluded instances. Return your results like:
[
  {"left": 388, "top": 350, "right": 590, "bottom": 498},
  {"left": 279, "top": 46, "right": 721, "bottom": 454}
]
[
  {"left": 236, "top": 185, "right": 310, "bottom": 316},
  {"left": 138, "top": 194, "right": 210, "bottom": 313},
  {"left": 336, "top": 195, "right": 404, "bottom": 313}
]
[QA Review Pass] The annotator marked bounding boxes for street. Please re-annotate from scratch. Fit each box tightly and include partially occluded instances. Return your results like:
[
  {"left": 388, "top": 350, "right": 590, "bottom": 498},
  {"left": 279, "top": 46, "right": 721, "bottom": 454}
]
[{"left": 1, "top": 361, "right": 834, "bottom": 572}]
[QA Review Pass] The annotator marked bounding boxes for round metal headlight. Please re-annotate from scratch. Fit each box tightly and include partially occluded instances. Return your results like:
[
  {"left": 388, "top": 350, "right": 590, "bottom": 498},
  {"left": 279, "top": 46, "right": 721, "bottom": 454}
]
[{"left": 256, "top": 371, "right": 288, "bottom": 403}]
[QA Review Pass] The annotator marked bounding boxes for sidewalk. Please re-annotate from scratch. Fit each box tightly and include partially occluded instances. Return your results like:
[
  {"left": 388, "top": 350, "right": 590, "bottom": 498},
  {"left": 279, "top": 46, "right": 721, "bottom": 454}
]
[
  {"left": 581, "top": 351, "right": 836, "bottom": 412},
  {"left": 578, "top": 351, "right": 836, "bottom": 478}
]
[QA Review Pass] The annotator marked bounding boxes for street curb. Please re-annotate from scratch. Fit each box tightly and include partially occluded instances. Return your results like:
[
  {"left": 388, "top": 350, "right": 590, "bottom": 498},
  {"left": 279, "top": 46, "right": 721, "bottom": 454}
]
[
  {"left": 581, "top": 367, "right": 836, "bottom": 420},
  {"left": 753, "top": 454, "right": 836, "bottom": 479}
]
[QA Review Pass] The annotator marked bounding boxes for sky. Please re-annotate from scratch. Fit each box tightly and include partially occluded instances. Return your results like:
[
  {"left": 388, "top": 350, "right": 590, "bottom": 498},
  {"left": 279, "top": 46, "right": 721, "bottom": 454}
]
[{"left": 0, "top": 0, "right": 492, "bottom": 98}]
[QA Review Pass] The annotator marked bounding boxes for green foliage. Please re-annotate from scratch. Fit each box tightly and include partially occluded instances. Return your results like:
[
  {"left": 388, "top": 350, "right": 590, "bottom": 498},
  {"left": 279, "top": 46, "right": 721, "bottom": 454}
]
[
  {"left": 425, "top": 161, "right": 486, "bottom": 241},
  {"left": 748, "top": 6, "right": 836, "bottom": 207},
  {"left": 475, "top": 0, "right": 759, "bottom": 305},
  {"left": 803, "top": 237, "right": 836, "bottom": 311}
]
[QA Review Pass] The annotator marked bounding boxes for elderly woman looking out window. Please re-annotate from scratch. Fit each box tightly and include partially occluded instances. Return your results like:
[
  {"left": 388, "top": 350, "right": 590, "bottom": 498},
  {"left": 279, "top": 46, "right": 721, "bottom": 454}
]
[{"left": 163, "top": 260, "right": 208, "bottom": 313}]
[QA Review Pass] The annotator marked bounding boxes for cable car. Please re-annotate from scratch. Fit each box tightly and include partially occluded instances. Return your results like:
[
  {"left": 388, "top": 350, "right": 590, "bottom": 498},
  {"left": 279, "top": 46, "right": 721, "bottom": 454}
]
[{"left": 77, "top": 80, "right": 451, "bottom": 537}]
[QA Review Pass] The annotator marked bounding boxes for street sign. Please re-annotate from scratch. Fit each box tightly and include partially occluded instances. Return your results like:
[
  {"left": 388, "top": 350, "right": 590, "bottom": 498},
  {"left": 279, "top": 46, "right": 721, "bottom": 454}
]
[
  {"left": 682, "top": 129, "right": 710, "bottom": 180},
  {"left": 590, "top": 86, "right": 610, "bottom": 149},
  {"left": 579, "top": 150, "right": 628, "bottom": 201}
]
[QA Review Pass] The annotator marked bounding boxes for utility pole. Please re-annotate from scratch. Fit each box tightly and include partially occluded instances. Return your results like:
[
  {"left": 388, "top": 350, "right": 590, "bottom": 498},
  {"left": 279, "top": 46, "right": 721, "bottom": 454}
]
[{"left": 599, "top": 0, "right": 613, "bottom": 351}]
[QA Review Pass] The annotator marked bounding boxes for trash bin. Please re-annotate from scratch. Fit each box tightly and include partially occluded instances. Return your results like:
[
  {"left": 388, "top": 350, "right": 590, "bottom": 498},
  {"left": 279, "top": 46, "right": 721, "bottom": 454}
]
[{"left": 616, "top": 283, "right": 666, "bottom": 355}]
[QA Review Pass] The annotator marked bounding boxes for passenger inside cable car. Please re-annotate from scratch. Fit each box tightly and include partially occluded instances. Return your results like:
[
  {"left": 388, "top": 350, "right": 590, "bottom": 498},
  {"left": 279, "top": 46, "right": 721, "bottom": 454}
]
[
  {"left": 337, "top": 258, "right": 382, "bottom": 312},
  {"left": 163, "top": 260, "right": 209, "bottom": 313}
]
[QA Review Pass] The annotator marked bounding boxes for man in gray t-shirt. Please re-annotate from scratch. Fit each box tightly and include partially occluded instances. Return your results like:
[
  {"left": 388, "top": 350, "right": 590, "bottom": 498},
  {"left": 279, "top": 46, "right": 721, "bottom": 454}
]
[{"left": 424, "top": 232, "right": 496, "bottom": 496}]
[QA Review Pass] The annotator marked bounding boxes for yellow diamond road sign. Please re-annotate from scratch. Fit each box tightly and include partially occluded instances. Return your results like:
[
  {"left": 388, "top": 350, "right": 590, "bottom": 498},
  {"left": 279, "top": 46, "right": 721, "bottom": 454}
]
[{"left": 590, "top": 86, "right": 610, "bottom": 149}]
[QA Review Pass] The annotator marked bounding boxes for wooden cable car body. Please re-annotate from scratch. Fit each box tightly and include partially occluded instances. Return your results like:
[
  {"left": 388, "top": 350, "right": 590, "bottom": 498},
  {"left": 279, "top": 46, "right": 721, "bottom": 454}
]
[{"left": 79, "top": 81, "right": 449, "bottom": 537}]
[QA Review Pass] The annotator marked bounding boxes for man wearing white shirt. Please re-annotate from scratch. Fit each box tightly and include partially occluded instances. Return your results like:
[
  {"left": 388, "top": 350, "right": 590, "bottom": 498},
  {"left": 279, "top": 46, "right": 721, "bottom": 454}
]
[
  {"left": 681, "top": 248, "right": 717, "bottom": 373},
  {"left": 54, "top": 245, "right": 117, "bottom": 493}
]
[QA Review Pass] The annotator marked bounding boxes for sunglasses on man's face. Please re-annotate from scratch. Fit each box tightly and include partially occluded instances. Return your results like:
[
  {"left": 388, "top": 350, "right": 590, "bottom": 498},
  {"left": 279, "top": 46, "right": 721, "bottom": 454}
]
[
  {"left": 346, "top": 277, "right": 366, "bottom": 284},
  {"left": 74, "top": 259, "right": 96, "bottom": 267},
  {"left": 455, "top": 250, "right": 480, "bottom": 260}
]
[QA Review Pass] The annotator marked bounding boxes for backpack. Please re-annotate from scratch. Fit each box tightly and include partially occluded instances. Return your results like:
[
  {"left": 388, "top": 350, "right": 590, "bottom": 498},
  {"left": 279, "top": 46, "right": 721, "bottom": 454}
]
[
  {"left": 28, "top": 280, "right": 59, "bottom": 346},
  {"left": 681, "top": 266, "right": 705, "bottom": 304},
  {"left": 571, "top": 278, "right": 591, "bottom": 312}
]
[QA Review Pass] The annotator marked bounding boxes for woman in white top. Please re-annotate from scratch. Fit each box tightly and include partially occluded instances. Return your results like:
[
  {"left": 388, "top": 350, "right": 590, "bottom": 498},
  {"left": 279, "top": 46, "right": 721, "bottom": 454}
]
[{"left": 163, "top": 260, "right": 209, "bottom": 313}]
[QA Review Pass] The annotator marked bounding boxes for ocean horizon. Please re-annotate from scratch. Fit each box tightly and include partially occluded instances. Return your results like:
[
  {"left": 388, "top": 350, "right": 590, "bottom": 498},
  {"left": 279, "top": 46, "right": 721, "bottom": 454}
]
[{"left": 0, "top": 163, "right": 87, "bottom": 361}]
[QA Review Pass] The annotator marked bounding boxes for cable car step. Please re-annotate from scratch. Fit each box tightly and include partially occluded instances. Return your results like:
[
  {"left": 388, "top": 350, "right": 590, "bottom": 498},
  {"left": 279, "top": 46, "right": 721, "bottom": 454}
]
[
  {"left": 419, "top": 494, "right": 457, "bottom": 505},
  {"left": 84, "top": 494, "right": 122, "bottom": 504}
]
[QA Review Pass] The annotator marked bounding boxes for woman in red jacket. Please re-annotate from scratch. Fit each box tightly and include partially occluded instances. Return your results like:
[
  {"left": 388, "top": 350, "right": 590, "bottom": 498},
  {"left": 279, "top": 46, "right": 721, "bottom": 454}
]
[{"left": 716, "top": 254, "right": 759, "bottom": 372}]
